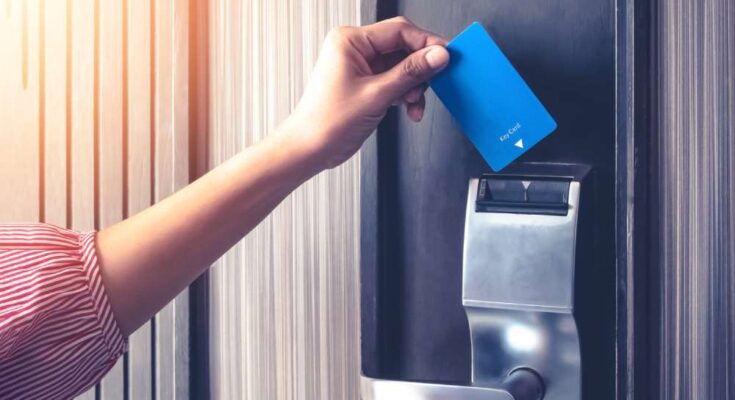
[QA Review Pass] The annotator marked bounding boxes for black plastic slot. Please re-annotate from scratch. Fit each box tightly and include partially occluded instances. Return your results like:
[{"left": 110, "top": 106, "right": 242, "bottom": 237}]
[{"left": 475, "top": 175, "right": 570, "bottom": 216}]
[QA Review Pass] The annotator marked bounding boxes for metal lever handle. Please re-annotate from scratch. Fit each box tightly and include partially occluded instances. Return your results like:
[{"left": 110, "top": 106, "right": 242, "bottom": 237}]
[{"left": 361, "top": 367, "right": 544, "bottom": 400}]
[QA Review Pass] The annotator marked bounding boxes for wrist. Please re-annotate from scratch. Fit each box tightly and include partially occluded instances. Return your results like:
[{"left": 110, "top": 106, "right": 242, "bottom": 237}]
[{"left": 269, "top": 115, "right": 328, "bottom": 181}]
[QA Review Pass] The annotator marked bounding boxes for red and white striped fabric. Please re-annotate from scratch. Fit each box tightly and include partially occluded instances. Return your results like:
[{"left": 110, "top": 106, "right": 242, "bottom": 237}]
[{"left": 0, "top": 223, "right": 127, "bottom": 399}]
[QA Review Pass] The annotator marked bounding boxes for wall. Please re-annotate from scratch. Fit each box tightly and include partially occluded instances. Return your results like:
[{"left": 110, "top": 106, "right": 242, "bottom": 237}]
[
  {"left": 207, "top": 0, "right": 361, "bottom": 399},
  {"left": 654, "top": 1, "right": 735, "bottom": 399},
  {"left": 0, "top": 0, "right": 192, "bottom": 399}
]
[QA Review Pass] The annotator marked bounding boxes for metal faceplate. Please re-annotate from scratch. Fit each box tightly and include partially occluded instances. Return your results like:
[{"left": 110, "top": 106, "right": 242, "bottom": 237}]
[
  {"left": 361, "top": 176, "right": 582, "bottom": 400},
  {"left": 462, "top": 178, "right": 581, "bottom": 400},
  {"left": 463, "top": 178, "right": 579, "bottom": 313}
]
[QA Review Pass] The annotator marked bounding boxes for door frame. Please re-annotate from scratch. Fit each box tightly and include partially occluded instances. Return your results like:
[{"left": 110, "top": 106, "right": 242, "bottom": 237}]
[{"left": 615, "top": 0, "right": 658, "bottom": 399}]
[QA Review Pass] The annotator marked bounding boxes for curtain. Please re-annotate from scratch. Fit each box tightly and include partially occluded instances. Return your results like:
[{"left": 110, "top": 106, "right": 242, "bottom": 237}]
[
  {"left": 0, "top": 1, "right": 192, "bottom": 399},
  {"left": 207, "top": 1, "right": 361, "bottom": 399},
  {"left": 655, "top": 1, "right": 735, "bottom": 399}
]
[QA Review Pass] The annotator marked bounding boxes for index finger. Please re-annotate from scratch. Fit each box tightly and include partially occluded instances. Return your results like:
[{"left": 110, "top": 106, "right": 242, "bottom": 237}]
[{"left": 358, "top": 17, "right": 448, "bottom": 58}]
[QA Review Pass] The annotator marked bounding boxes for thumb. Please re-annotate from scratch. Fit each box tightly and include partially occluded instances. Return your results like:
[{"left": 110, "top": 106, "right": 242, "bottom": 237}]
[{"left": 375, "top": 45, "right": 450, "bottom": 101}]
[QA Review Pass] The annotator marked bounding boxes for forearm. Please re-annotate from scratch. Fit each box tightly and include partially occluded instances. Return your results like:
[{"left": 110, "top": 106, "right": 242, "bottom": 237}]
[
  {"left": 95, "top": 18, "right": 449, "bottom": 338},
  {"left": 97, "top": 118, "right": 323, "bottom": 336}
]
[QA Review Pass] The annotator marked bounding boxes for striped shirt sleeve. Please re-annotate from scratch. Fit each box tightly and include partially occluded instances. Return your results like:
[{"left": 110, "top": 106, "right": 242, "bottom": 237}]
[{"left": 0, "top": 223, "right": 128, "bottom": 400}]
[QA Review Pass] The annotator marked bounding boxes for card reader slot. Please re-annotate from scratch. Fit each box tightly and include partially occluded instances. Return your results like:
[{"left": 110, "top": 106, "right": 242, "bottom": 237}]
[{"left": 475, "top": 175, "right": 570, "bottom": 215}]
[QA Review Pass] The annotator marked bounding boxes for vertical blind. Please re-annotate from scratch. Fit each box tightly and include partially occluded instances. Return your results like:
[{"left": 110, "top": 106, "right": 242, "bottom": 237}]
[
  {"left": 0, "top": 1, "right": 192, "bottom": 399},
  {"left": 655, "top": 1, "right": 735, "bottom": 399},
  {"left": 207, "top": 0, "right": 361, "bottom": 399}
]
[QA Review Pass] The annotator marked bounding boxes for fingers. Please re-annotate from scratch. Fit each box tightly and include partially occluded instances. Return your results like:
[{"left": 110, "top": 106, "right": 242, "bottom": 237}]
[
  {"left": 404, "top": 84, "right": 426, "bottom": 122},
  {"left": 403, "top": 83, "right": 427, "bottom": 104},
  {"left": 359, "top": 16, "right": 448, "bottom": 57},
  {"left": 374, "top": 45, "right": 450, "bottom": 101},
  {"left": 406, "top": 93, "right": 426, "bottom": 122},
  {"left": 335, "top": 17, "right": 449, "bottom": 121}
]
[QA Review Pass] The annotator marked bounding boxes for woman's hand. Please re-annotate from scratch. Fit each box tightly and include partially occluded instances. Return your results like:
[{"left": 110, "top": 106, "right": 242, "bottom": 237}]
[
  {"left": 97, "top": 18, "right": 448, "bottom": 336},
  {"left": 287, "top": 17, "right": 450, "bottom": 169}
]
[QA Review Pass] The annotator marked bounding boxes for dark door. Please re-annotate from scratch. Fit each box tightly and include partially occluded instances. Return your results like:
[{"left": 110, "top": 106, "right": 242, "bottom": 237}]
[{"left": 361, "top": 0, "right": 617, "bottom": 398}]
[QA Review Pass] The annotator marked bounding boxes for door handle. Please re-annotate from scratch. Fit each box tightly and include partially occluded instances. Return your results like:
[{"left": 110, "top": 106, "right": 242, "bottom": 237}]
[
  {"left": 361, "top": 166, "right": 595, "bottom": 400},
  {"left": 362, "top": 368, "right": 544, "bottom": 400}
]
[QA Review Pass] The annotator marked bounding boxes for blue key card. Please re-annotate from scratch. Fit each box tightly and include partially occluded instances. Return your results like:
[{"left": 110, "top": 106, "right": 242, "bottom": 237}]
[{"left": 430, "top": 22, "right": 557, "bottom": 171}]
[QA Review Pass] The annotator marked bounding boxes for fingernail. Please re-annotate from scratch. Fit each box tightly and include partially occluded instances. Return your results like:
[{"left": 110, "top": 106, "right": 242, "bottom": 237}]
[
  {"left": 425, "top": 46, "right": 449, "bottom": 70},
  {"left": 410, "top": 104, "right": 424, "bottom": 122}
]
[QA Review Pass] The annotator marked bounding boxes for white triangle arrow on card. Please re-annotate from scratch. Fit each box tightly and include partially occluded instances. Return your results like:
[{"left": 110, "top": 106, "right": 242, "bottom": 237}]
[{"left": 514, "top": 139, "right": 524, "bottom": 149}]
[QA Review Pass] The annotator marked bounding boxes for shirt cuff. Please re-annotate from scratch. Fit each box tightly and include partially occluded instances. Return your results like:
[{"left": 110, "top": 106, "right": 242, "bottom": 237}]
[{"left": 78, "top": 231, "right": 128, "bottom": 362}]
